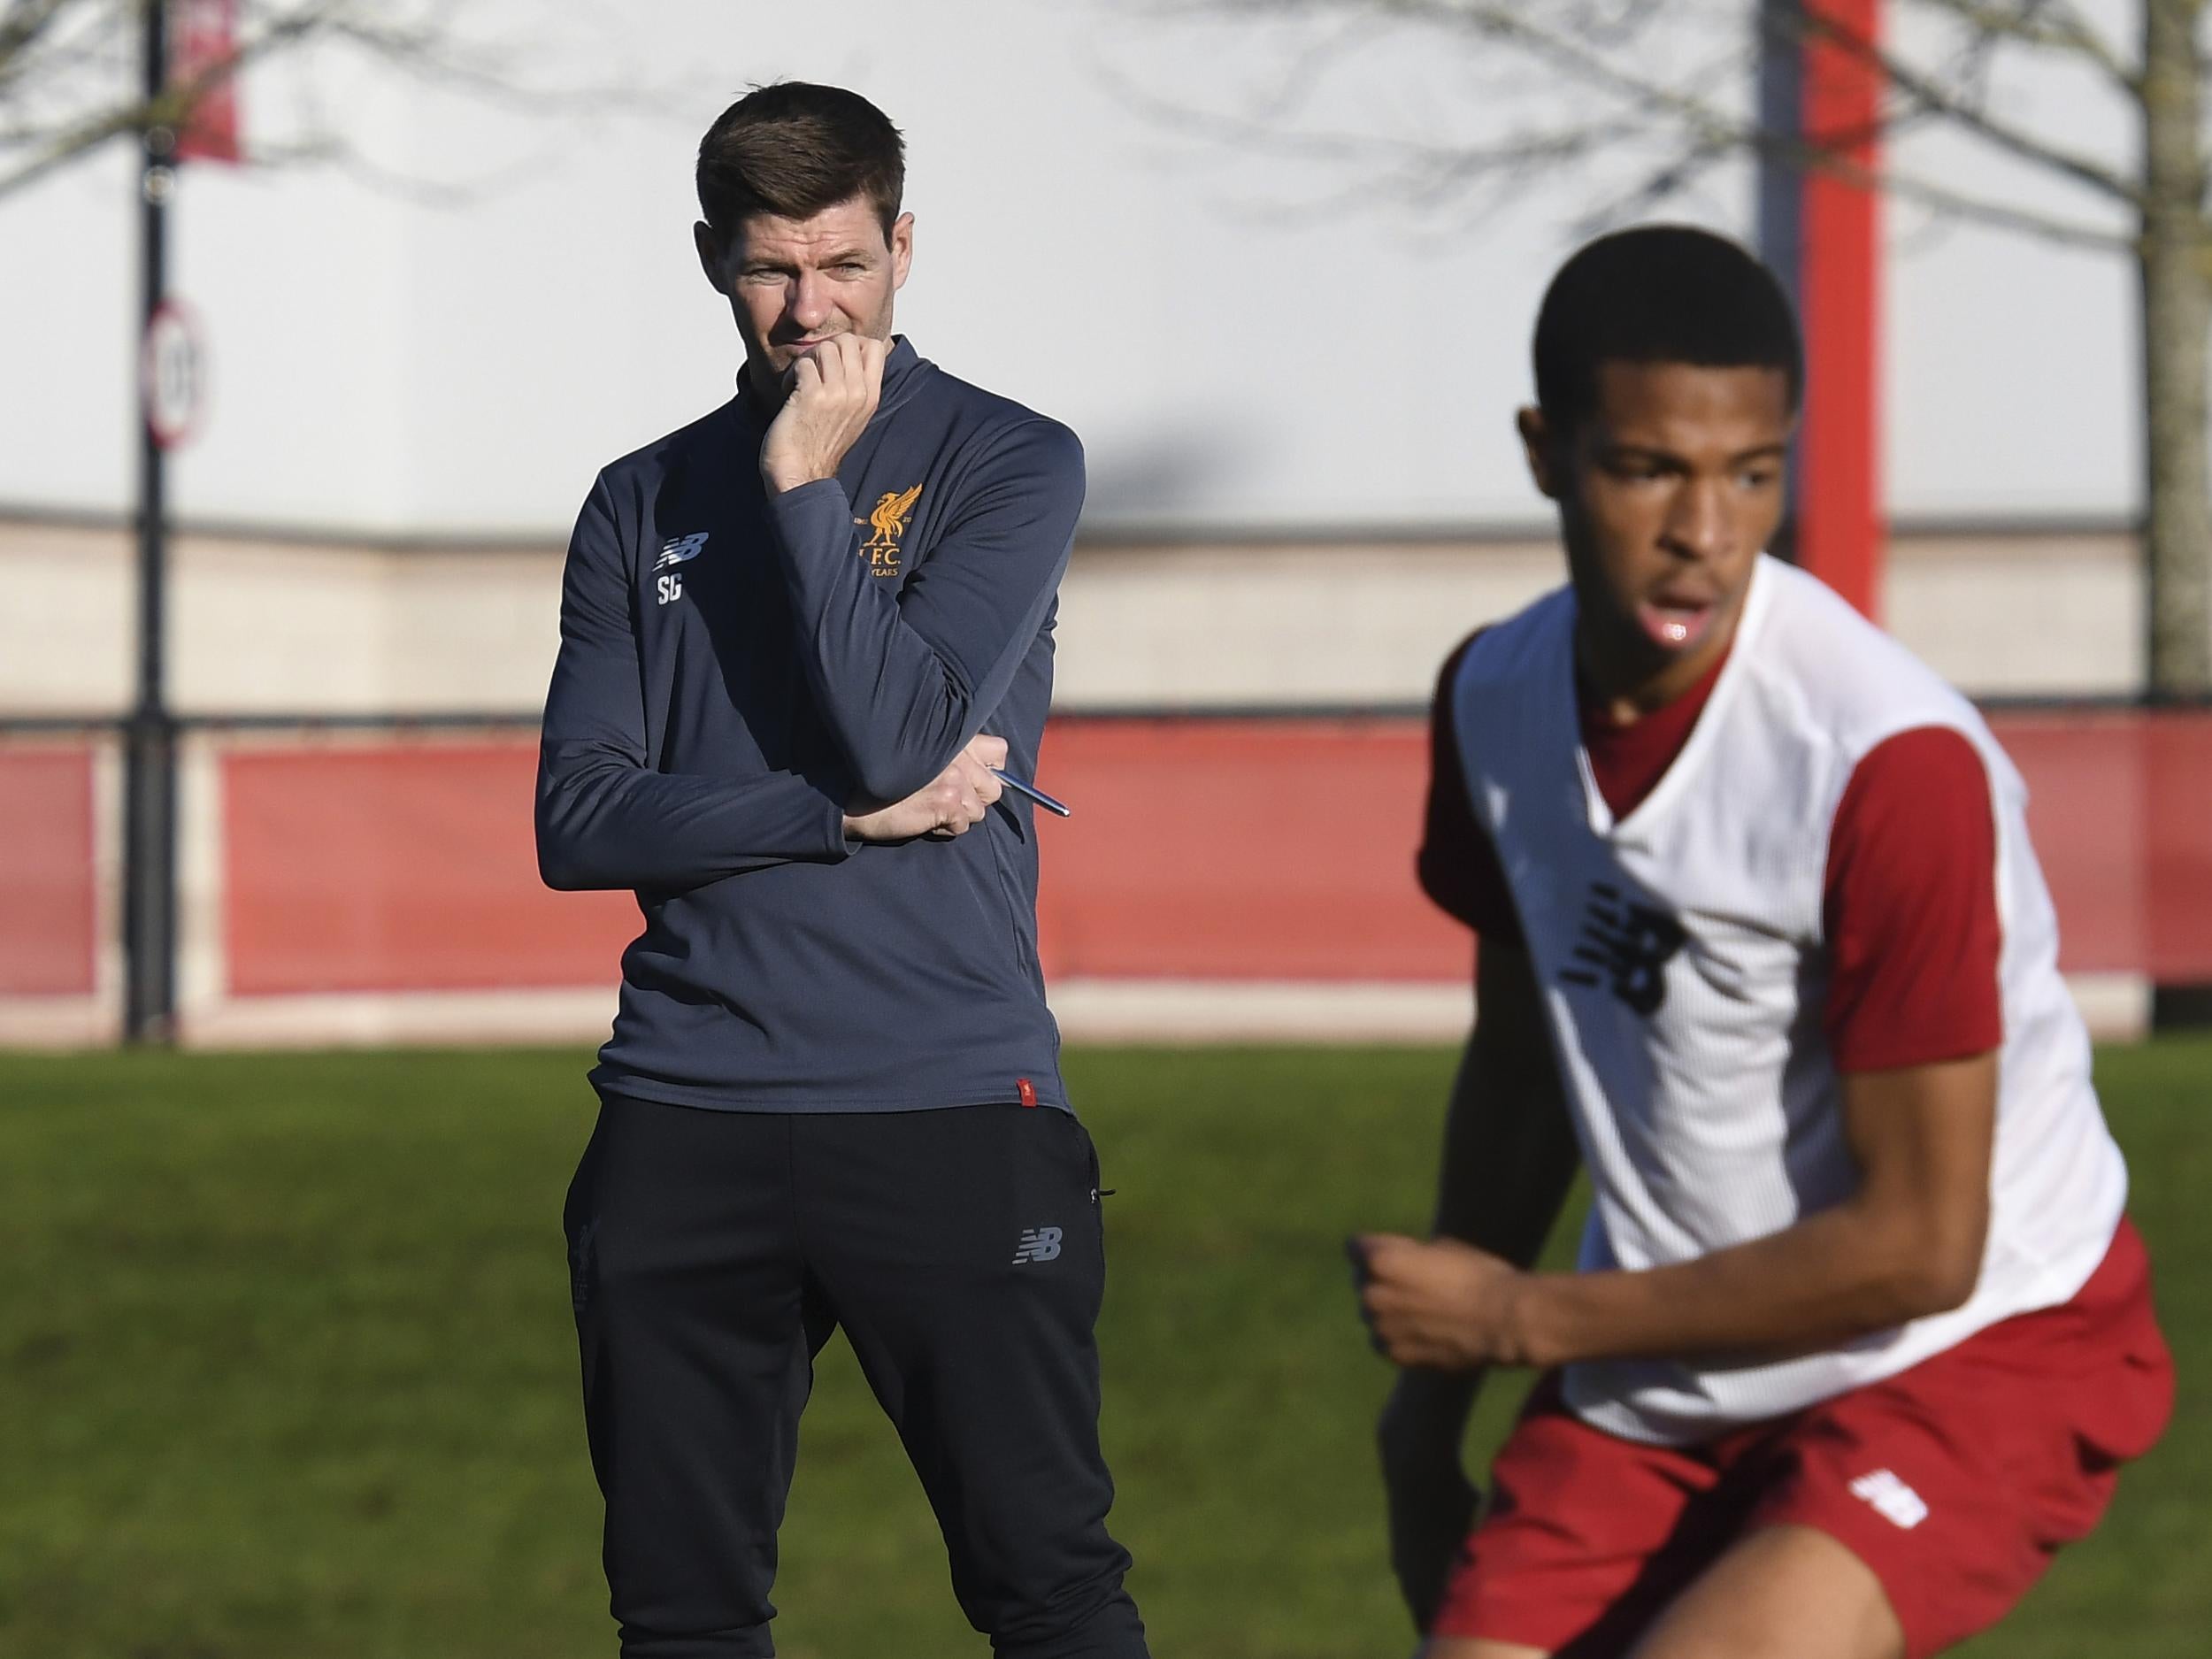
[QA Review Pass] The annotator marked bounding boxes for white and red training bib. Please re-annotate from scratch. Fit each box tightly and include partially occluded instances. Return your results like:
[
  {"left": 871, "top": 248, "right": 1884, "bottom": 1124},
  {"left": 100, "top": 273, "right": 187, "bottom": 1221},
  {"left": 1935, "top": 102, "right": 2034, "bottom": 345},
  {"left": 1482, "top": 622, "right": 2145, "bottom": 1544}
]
[{"left": 1448, "top": 555, "right": 2126, "bottom": 1444}]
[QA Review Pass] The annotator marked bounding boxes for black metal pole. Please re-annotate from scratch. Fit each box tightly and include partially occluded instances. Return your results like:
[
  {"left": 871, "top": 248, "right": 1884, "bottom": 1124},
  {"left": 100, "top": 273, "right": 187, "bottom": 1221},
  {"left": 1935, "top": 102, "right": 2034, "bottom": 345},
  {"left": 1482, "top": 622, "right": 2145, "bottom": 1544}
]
[
  {"left": 124, "top": 0, "right": 178, "bottom": 1043},
  {"left": 1755, "top": 0, "right": 1804, "bottom": 565}
]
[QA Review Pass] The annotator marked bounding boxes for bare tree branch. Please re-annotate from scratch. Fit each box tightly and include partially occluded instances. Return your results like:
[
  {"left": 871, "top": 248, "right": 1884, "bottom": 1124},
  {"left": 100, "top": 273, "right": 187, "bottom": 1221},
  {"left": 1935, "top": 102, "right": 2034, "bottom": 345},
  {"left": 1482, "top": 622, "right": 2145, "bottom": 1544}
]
[
  {"left": 0, "top": 0, "right": 77, "bottom": 65},
  {"left": 0, "top": 1, "right": 354, "bottom": 198},
  {"left": 1099, "top": 56, "right": 1645, "bottom": 178},
  {"left": 1346, "top": 0, "right": 2149, "bottom": 206},
  {"left": 1138, "top": 0, "right": 2137, "bottom": 248},
  {"left": 1778, "top": 3, "right": 2145, "bottom": 204},
  {"left": 0, "top": 0, "right": 672, "bottom": 203},
  {"left": 0, "top": 0, "right": 120, "bottom": 104},
  {"left": 1909, "top": 0, "right": 2141, "bottom": 93}
]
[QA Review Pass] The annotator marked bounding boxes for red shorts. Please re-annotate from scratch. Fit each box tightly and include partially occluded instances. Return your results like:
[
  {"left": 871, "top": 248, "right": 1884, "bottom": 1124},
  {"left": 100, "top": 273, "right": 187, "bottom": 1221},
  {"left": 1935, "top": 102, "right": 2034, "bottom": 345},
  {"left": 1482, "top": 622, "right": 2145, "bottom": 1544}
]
[{"left": 1433, "top": 1218, "right": 2173, "bottom": 1658}]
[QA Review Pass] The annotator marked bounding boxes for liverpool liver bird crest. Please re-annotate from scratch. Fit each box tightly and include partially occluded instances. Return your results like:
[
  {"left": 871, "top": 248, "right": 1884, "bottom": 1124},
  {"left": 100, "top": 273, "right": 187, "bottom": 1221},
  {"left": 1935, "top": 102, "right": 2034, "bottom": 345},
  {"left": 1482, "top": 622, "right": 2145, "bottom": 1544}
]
[{"left": 865, "top": 482, "right": 924, "bottom": 551}]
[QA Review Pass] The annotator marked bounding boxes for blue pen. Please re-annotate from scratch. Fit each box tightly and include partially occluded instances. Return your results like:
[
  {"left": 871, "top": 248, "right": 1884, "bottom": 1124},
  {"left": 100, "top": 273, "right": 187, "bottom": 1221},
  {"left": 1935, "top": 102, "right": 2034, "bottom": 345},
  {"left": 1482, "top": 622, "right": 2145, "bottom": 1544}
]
[{"left": 993, "top": 769, "right": 1072, "bottom": 818}]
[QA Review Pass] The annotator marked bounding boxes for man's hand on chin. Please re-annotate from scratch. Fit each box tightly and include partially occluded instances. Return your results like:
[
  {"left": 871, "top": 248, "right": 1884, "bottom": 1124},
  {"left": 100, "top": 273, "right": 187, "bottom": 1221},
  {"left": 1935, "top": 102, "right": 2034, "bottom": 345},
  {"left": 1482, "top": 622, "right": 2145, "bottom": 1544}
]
[{"left": 761, "top": 334, "right": 889, "bottom": 493}]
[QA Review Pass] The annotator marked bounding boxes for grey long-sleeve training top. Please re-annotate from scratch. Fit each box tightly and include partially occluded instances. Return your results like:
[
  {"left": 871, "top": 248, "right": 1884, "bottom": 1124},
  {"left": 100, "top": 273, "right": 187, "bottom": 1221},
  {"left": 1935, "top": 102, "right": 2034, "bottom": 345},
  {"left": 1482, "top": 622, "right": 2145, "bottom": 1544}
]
[{"left": 535, "top": 336, "right": 1081, "bottom": 1112}]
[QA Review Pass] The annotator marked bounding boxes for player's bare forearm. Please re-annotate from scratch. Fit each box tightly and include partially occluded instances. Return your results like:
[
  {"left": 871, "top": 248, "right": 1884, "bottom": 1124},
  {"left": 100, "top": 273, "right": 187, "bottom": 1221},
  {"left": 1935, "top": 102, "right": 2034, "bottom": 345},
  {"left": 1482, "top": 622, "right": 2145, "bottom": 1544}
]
[
  {"left": 1371, "top": 938, "right": 1580, "bottom": 1630},
  {"left": 1432, "top": 941, "right": 1583, "bottom": 1261},
  {"left": 1367, "top": 939, "right": 1580, "bottom": 1411},
  {"left": 1359, "top": 1049, "right": 1998, "bottom": 1372}
]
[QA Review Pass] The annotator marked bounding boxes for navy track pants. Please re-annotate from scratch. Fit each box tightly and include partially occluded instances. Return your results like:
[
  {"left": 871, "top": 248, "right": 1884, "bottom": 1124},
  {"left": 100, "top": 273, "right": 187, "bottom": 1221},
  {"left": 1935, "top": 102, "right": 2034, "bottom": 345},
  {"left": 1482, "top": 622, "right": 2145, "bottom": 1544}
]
[{"left": 564, "top": 1092, "right": 1149, "bottom": 1658}]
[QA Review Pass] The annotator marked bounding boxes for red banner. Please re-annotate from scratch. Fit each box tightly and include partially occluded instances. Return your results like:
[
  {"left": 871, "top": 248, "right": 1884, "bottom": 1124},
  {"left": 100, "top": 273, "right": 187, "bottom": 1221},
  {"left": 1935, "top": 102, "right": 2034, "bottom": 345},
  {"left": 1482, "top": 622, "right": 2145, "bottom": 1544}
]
[{"left": 171, "top": 0, "right": 242, "bottom": 165}]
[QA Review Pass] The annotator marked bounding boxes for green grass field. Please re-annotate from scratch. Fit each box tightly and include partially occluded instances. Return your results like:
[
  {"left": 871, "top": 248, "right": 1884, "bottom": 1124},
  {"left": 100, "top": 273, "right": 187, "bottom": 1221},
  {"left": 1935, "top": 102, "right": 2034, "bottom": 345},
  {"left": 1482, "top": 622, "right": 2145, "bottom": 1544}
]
[{"left": 3, "top": 1038, "right": 2205, "bottom": 1657}]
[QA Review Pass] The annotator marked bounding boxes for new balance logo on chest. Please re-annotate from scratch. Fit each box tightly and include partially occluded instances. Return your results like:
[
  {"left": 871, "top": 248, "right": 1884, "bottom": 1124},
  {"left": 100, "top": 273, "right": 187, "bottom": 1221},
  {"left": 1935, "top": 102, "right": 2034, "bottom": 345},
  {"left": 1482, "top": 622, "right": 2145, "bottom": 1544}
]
[{"left": 655, "top": 532, "right": 708, "bottom": 605}]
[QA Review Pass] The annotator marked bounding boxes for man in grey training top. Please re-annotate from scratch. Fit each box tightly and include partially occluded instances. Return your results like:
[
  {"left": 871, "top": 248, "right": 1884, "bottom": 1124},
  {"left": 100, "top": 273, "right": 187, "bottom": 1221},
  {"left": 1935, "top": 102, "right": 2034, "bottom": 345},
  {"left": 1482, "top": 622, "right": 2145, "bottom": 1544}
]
[{"left": 537, "top": 81, "right": 1148, "bottom": 1658}]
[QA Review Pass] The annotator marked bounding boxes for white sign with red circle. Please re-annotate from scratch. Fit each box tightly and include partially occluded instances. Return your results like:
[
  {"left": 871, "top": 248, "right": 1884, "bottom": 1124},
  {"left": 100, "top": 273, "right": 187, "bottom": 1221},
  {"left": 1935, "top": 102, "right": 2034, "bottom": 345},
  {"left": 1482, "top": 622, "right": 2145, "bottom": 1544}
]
[{"left": 142, "top": 297, "right": 207, "bottom": 450}]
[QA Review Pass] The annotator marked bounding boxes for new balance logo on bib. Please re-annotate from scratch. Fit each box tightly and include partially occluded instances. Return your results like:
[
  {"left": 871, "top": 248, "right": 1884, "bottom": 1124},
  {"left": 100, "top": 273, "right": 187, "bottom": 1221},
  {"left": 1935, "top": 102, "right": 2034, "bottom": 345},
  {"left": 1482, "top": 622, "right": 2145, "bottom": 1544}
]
[{"left": 1560, "top": 881, "right": 1685, "bottom": 1014}]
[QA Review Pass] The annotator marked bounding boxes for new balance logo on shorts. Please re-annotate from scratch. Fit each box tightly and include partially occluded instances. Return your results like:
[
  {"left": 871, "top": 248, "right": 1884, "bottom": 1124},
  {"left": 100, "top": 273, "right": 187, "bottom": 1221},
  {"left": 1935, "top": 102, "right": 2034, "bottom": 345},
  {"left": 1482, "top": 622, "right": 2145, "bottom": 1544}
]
[
  {"left": 1849, "top": 1468, "right": 1930, "bottom": 1530},
  {"left": 1012, "top": 1226, "right": 1064, "bottom": 1264}
]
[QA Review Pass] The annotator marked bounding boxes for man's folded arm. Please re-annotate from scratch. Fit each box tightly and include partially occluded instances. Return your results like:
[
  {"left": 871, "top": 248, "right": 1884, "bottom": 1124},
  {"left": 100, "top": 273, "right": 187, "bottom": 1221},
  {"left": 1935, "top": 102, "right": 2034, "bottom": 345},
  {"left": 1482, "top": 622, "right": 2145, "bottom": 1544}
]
[
  {"left": 535, "top": 480, "right": 854, "bottom": 893},
  {"left": 764, "top": 418, "right": 1082, "bottom": 803}
]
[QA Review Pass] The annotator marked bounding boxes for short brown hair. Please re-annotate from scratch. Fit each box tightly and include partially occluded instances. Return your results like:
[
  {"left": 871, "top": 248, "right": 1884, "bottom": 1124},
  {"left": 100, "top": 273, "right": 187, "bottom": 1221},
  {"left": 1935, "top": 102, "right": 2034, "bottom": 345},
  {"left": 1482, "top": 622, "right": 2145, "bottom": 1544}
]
[{"left": 695, "top": 82, "right": 905, "bottom": 244}]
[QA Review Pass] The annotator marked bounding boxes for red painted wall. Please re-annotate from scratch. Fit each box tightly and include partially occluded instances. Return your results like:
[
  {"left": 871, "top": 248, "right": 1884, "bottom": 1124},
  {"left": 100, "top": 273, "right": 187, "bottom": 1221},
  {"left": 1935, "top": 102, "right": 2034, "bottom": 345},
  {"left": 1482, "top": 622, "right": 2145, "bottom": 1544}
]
[
  {"left": 1993, "top": 710, "right": 2212, "bottom": 981},
  {"left": 210, "top": 723, "right": 1464, "bottom": 996},
  {"left": 200, "top": 713, "right": 2212, "bottom": 998},
  {"left": 1033, "top": 719, "right": 1464, "bottom": 981},
  {"left": 7, "top": 718, "right": 2204, "bottom": 1011},
  {"left": 0, "top": 746, "right": 100, "bottom": 997},
  {"left": 221, "top": 743, "right": 634, "bottom": 995}
]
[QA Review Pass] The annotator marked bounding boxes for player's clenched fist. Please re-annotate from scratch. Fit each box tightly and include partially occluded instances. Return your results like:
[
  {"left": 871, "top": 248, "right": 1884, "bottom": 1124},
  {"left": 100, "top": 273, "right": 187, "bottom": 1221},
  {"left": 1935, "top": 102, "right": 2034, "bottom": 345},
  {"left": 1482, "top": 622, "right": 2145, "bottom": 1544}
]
[
  {"left": 1351, "top": 1233, "right": 1534, "bottom": 1371},
  {"left": 843, "top": 734, "right": 1008, "bottom": 841},
  {"left": 761, "top": 334, "right": 889, "bottom": 493}
]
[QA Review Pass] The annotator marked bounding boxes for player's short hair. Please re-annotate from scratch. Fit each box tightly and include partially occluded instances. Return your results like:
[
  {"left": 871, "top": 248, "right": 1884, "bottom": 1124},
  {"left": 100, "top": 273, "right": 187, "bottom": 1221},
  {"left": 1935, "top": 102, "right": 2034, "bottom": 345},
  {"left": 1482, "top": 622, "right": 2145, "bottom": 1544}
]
[
  {"left": 696, "top": 81, "right": 906, "bottom": 245},
  {"left": 1533, "top": 226, "right": 1803, "bottom": 433}
]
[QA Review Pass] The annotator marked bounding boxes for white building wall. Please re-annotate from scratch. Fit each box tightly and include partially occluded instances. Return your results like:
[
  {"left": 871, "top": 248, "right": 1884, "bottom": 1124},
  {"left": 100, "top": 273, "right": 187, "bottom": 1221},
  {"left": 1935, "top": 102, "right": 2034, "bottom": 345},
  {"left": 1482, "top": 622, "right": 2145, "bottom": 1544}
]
[{"left": 0, "top": 0, "right": 2164, "bottom": 545}]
